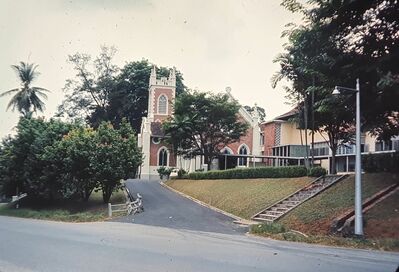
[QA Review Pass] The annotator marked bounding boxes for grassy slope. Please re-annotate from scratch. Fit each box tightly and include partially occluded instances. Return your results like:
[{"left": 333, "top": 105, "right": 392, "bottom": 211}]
[
  {"left": 166, "top": 177, "right": 313, "bottom": 219},
  {"left": 279, "top": 173, "right": 399, "bottom": 235},
  {"left": 364, "top": 189, "right": 399, "bottom": 239},
  {"left": 0, "top": 190, "right": 126, "bottom": 222}
]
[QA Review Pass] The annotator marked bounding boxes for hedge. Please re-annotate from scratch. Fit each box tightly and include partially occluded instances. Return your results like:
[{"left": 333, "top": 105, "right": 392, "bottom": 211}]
[
  {"left": 186, "top": 166, "right": 308, "bottom": 180},
  {"left": 362, "top": 152, "right": 399, "bottom": 173},
  {"left": 307, "top": 166, "right": 327, "bottom": 177}
]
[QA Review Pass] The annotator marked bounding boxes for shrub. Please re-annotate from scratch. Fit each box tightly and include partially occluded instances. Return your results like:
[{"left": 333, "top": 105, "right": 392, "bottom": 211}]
[
  {"left": 177, "top": 168, "right": 187, "bottom": 179},
  {"left": 157, "top": 166, "right": 173, "bottom": 180},
  {"left": 186, "top": 166, "right": 307, "bottom": 180},
  {"left": 307, "top": 166, "right": 327, "bottom": 177},
  {"left": 363, "top": 152, "right": 399, "bottom": 173}
]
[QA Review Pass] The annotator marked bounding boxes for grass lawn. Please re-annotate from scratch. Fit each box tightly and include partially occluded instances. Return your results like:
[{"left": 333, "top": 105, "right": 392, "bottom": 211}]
[
  {"left": 0, "top": 189, "right": 126, "bottom": 222},
  {"left": 166, "top": 177, "right": 313, "bottom": 219},
  {"left": 364, "top": 189, "right": 399, "bottom": 239},
  {"left": 279, "top": 173, "right": 399, "bottom": 235}
]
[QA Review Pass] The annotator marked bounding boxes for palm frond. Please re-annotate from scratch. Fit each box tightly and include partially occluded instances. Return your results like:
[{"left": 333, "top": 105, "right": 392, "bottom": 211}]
[
  {"left": 0, "top": 88, "right": 20, "bottom": 97},
  {"left": 32, "top": 87, "right": 49, "bottom": 99}
]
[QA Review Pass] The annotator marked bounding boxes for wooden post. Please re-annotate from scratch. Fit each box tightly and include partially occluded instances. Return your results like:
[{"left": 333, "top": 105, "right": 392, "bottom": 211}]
[{"left": 108, "top": 203, "right": 112, "bottom": 218}]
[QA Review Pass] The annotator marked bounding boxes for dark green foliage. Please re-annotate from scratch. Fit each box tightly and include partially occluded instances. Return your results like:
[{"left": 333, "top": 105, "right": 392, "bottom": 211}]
[
  {"left": 163, "top": 91, "right": 249, "bottom": 169},
  {"left": 177, "top": 168, "right": 187, "bottom": 179},
  {"left": 157, "top": 166, "right": 173, "bottom": 180},
  {"left": 0, "top": 118, "right": 142, "bottom": 203},
  {"left": 250, "top": 223, "right": 287, "bottom": 235},
  {"left": 275, "top": 0, "right": 399, "bottom": 173},
  {"left": 58, "top": 47, "right": 186, "bottom": 132},
  {"left": 307, "top": 166, "right": 327, "bottom": 177},
  {"left": 243, "top": 105, "right": 266, "bottom": 122},
  {"left": 0, "top": 118, "right": 76, "bottom": 199},
  {"left": 362, "top": 153, "right": 399, "bottom": 173},
  {"left": 187, "top": 166, "right": 307, "bottom": 180}
]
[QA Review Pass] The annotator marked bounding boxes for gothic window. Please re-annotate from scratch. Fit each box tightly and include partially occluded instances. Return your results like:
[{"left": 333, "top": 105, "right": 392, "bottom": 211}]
[
  {"left": 158, "top": 148, "right": 168, "bottom": 166},
  {"left": 158, "top": 95, "right": 167, "bottom": 114},
  {"left": 238, "top": 145, "right": 248, "bottom": 166}
]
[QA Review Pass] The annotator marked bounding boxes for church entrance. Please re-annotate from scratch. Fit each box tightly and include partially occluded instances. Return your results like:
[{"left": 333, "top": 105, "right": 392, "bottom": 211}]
[{"left": 218, "top": 150, "right": 237, "bottom": 170}]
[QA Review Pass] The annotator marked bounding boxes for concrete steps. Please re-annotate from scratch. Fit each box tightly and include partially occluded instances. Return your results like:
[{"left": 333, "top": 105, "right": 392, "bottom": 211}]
[{"left": 252, "top": 175, "right": 347, "bottom": 223}]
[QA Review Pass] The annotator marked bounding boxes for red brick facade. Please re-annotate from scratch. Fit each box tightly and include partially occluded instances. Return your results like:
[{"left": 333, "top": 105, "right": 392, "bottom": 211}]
[
  {"left": 149, "top": 139, "right": 176, "bottom": 167},
  {"left": 226, "top": 127, "right": 254, "bottom": 154},
  {"left": 153, "top": 88, "right": 174, "bottom": 122},
  {"left": 262, "top": 122, "right": 276, "bottom": 156}
]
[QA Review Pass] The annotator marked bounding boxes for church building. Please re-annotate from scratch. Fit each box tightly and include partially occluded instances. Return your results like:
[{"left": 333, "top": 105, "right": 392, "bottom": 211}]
[{"left": 137, "top": 66, "right": 263, "bottom": 180}]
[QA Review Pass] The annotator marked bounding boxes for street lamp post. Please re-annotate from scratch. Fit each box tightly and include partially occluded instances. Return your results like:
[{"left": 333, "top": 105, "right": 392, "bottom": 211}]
[{"left": 332, "top": 78, "right": 363, "bottom": 236}]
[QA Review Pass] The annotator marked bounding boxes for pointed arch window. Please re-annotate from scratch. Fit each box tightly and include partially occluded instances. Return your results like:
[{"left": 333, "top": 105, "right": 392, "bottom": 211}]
[
  {"left": 158, "top": 148, "right": 168, "bottom": 166},
  {"left": 158, "top": 95, "right": 167, "bottom": 114},
  {"left": 238, "top": 145, "right": 248, "bottom": 166}
]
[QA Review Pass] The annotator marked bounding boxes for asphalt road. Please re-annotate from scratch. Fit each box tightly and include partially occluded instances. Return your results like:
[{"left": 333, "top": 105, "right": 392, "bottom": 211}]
[
  {"left": 114, "top": 179, "right": 247, "bottom": 234},
  {"left": 0, "top": 216, "right": 398, "bottom": 272}
]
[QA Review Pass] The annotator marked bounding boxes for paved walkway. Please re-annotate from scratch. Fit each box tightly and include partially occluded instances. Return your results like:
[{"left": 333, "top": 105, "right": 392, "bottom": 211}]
[{"left": 113, "top": 179, "right": 247, "bottom": 234}]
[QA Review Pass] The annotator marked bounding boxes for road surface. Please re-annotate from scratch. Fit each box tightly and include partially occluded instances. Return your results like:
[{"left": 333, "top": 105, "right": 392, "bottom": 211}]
[
  {"left": 0, "top": 216, "right": 398, "bottom": 272},
  {"left": 115, "top": 179, "right": 246, "bottom": 234}
]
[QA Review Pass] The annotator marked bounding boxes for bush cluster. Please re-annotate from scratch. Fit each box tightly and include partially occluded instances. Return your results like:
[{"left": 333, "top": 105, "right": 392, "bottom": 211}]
[
  {"left": 362, "top": 152, "right": 399, "bottom": 173},
  {"left": 187, "top": 166, "right": 308, "bottom": 180},
  {"left": 0, "top": 118, "right": 142, "bottom": 203},
  {"left": 307, "top": 166, "right": 327, "bottom": 177},
  {"left": 157, "top": 167, "right": 173, "bottom": 179}
]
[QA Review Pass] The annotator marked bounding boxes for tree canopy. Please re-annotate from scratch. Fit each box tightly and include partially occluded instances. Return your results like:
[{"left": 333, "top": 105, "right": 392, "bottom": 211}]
[
  {"left": 58, "top": 47, "right": 186, "bottom": 132},
  {"left": 0, "top": 62, "right": 50, "bottom": 117},
  {"left": 0, "top": 118, "right": 142, "bottom": 203},
  {"left": 163, "top": 91, "right": 249, "bottom": 169},
  {"left": 273, "top": 0, "right": 399, "bottom": 172}
]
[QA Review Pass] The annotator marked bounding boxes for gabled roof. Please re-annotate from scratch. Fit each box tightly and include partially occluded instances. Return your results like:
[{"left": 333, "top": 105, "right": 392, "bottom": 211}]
[{"left": 274, "top": 107, "right": 299, "bottom": 121}]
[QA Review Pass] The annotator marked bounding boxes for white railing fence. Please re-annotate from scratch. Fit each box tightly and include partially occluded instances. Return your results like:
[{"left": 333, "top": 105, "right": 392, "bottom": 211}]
[{"left": 108, "top": 193, "right": 143, "bottom": 218}]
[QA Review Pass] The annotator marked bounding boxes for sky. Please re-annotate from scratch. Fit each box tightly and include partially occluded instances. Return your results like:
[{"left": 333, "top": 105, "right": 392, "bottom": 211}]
[{"left": 0, "top": 0, "right": 302, "bottom": 139}]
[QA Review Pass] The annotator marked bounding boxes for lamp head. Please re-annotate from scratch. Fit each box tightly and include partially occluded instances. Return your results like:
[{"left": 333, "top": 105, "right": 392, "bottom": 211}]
[{"left": 332, "top": 86, "right": 341, "bottom": 95}]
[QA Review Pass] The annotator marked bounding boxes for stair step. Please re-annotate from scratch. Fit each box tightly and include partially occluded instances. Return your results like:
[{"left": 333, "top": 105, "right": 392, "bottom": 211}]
[
  {"left": 263, "top": 211, "right": 284, "bottom": 216},
  {"left": 282, "top": 200, "right": 300, "bottom": 204},
  {"left": 252, "top": 175, "right": 345, "bottom": 222},
  {"left": 253, "top": 217, "right": 274, "bottom": 222}
]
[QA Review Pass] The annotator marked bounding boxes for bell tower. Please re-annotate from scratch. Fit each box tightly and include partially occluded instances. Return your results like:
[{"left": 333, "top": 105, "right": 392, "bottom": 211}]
[{"left": 147, "top": 66, "right": 176, "bottom": 122}]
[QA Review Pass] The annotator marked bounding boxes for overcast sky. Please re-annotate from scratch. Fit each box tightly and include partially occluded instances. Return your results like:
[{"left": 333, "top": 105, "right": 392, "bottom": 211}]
[{"left": 0, "top": 0, "right": 302, "bottom": 138}]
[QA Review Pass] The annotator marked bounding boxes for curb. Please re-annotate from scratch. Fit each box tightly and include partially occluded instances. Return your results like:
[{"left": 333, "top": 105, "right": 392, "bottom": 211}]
[{"left": 159, "top": 181, "right": 258, "bottom": 226}]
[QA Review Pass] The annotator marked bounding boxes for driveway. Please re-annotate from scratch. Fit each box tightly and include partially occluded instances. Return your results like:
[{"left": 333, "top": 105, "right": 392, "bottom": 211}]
[{"left": 114, "top": 179, "right": 247, "bottom": 234}]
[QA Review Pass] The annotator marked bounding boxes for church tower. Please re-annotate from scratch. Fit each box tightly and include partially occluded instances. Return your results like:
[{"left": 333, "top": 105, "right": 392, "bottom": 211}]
[
  {"left": 138, "top": 66, "right": 177, "bottom": 180},
  {"left": 147, "top": 66, "right": 176, "bottom": 122}
]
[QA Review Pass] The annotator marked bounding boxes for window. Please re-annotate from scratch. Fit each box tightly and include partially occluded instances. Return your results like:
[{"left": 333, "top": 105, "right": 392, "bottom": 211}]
[
  {"left": 260, "top": 133, "right": 264, "bottom": 146},
  {"left": 158, "top": 95, "right": 167, "bottom": 114},
  {"left": 158, "top": 148, "right": 168, "bottom": 166},
  {"left": 152, "top": 137, "right": 160, "bottom": 144},
  {"left": 238, "top": 145, "right": 248, "bottom": 166}
]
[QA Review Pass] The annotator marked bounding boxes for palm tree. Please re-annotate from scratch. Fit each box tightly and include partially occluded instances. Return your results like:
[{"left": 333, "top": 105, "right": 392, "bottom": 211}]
[{"left": 0, "top": 62, "right": 50, "bottom": 117}]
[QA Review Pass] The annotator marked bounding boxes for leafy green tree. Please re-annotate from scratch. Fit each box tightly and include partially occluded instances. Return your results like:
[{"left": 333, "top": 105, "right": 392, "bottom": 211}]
[
  {"left": 106, "top": 59, "right": 186, "bottom": 132},
  {"left": 273, "top": 0, "right": 399, "bottom": 172},
  {"left": 244, "top": 105, "right": 266, "bottom": 122},
  {"left": 0, "top": 62, "right": 50, "bottom": 117},
  {"left": 42, "top": 127, "right": 97, "bottom": 201},
  {"left": 58, "top": 47, "right": 186, "bottom": 132},
  {"left": 0, "top": 118, "right": 76, "bottom": 200},
  {"left": 57, "top": 46, "right": 118, "bottom": 124},
  {"left": 164, "top": 91, "right": 249, "bottom": 170},
  {"left": 92, "top": 120, "right": 142, "bottom": 203}
]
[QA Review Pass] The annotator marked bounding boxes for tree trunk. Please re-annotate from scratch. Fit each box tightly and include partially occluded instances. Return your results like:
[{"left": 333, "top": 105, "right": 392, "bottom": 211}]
[
  {"left": 102, "top": 184, "right": 113, "bottom": 203},
  {"left": 330, "top": 147, "right": 337, "bottom": 174}
]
